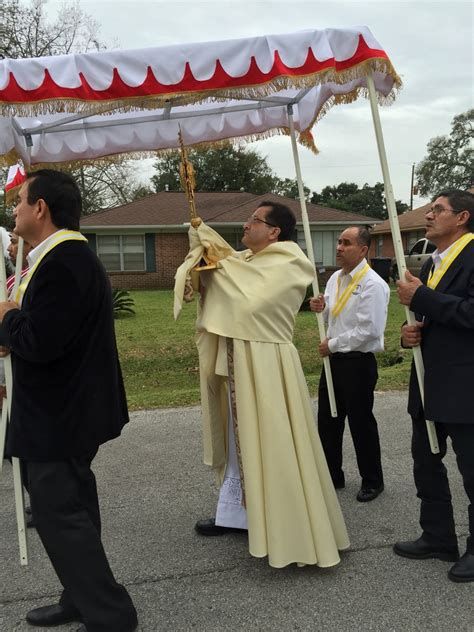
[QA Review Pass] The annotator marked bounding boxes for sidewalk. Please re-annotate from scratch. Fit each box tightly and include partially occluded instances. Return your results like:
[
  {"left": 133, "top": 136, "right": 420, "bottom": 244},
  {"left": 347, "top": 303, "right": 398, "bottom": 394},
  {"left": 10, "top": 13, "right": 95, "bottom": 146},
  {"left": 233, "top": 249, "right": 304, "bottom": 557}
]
[{"left": 1, "top": 392, "right": 472, "bottom": 631}]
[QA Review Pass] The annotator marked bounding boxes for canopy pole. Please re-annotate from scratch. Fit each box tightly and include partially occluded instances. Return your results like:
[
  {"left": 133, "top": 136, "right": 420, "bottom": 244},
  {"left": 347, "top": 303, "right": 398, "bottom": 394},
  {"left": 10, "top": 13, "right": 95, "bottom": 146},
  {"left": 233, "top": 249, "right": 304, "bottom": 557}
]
[
  {"left": 287, "top": 105, "right": 337, "bottom": 418},
  {"left": 0, "top": 248, "right": 29, "bottom": 565},
  {"left": 13, "top": 238, "right": 24, "bottom": 293},
  {"left": 365, "top": 72, "right": 439, "bottom": 454},
  {"left": 0, "top": 398, "right": 7, "bottom": 473}
]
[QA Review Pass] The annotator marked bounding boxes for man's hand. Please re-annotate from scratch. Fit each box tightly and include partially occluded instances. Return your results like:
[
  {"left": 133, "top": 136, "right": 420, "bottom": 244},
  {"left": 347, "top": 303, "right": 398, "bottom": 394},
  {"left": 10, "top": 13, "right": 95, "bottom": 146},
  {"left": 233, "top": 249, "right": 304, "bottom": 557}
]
[
  {"left": 0, "top": 346, "right": 10, "bottom": 358},
  {"left": 0, "top": 301, "right": 19, "bottom": 323},
  {"left": 309, "top": 294, "right": 326, "bottom": 313},
  {"left": 396, "top": 271, "right": 423, "bottom": 306},
  {"left": 401, "top": 322, "right": 423, "bottom": 348},
  {"left": 318, "top": 337, "right": 331, "bottom": 358}
]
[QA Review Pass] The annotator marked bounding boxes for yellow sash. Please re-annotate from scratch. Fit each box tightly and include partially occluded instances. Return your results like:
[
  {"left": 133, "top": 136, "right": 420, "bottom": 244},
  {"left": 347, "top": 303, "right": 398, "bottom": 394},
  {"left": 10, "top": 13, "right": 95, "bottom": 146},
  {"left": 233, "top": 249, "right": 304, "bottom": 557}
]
[
  {"left": 14, "top": 230, "right": 87, "bottom": 304},
  {"left": 331, "top": 263, "right": 370, "bottom": 317},
  {"left": 427, "top": 232, "right": 474, "bottom": 290}
]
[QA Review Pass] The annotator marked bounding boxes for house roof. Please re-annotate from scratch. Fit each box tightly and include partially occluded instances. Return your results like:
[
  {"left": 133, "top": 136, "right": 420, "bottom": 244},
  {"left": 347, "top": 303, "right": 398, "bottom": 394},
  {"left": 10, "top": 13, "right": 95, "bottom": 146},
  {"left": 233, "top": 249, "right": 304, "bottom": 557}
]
[
  {"left": 371, "top": 202, "right": 430, "bottom": 234},
  {"left": 372, "top": 188, "right": 474, "bottom": 235},
  {"left": 80, "top": 191, "right": 380, "bottom": 228}
]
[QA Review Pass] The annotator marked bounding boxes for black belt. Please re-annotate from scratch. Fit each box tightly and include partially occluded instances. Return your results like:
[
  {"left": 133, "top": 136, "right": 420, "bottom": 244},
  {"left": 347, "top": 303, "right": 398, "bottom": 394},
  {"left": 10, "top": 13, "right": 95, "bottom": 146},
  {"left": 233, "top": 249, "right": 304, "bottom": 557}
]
[{"left": 331, "top": 351, "right": 372, "bottom": 359}]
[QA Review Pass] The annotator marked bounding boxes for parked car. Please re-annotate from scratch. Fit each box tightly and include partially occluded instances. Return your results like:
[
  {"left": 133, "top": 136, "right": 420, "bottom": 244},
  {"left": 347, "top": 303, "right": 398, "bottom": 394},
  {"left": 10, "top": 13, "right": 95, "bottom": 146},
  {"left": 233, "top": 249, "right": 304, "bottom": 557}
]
[{"left": 391, "top": 238, "right": 436, "bottom": 280}]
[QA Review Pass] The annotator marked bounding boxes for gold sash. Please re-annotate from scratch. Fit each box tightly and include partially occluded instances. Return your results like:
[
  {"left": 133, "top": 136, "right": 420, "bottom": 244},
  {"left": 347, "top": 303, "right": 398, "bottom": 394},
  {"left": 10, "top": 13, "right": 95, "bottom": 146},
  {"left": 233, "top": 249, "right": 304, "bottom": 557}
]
[
  {"left": 427, "top": 232, "right": 474, "bottom": 289},
  {"left": 331, "top": 263, "right": 370, "bottom": 317},
  {"left": 14, "top": 230, "right": 87, "bottom": 304}
]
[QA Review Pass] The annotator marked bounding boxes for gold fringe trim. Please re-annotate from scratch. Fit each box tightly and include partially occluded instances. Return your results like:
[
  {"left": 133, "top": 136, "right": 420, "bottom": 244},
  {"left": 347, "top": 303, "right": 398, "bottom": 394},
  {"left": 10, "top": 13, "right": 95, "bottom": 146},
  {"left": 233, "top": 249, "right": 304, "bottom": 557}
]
[
  {"left": 5, "top": 184, "right": 22, "bottom": 204},
  {"left": 1, "top": 150, "right": 160, "bottom": 172},
  {"left": 0, "top": 149, "right": 23, "bottom": 168},
  {"left": 0, "top": 58, "right": 402, "bottom": 118}
]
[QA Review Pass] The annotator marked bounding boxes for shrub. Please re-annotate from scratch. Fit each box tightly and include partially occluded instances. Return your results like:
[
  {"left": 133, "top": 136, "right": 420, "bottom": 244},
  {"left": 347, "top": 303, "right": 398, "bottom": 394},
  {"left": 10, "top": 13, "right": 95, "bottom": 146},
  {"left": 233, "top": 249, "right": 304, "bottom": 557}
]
[{"left": 112, "top": 289, "right": 135, "bottom": 319}]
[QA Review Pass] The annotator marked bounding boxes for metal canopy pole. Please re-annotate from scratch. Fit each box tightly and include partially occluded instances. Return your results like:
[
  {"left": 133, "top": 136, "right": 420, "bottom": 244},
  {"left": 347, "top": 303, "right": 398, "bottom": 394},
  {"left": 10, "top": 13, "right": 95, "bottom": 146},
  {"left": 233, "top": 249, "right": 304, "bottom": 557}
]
[
  {"left": 287, "top": 104, "right": 337, "bottom": 417},
  {"left": 19, "top": 99, "right": 296, "bottom": 137},
  {"left": 365, "top": 72, "right": 439, "bottom": 454},
  {"left": 0, "top": 248, "right": 28, "bottom": 565}
]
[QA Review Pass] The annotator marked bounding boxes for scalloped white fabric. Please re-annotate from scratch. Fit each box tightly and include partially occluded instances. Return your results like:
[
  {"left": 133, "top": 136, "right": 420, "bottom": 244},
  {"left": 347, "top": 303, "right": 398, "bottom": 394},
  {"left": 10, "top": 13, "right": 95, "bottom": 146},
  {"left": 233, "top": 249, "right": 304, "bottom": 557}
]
[
  {"left": 0, "top": 72, "right": 393, "bottom": 165},
  {"left": 0, "top": 26, "right": 385, "bottom": 92}
]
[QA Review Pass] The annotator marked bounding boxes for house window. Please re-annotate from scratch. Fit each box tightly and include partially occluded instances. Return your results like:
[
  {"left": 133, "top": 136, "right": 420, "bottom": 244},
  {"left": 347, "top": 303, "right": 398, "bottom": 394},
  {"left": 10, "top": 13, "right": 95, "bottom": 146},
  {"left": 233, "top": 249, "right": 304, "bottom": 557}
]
[
  {"left": 376, "top": 236, "right": 383, "bottom": 256},
  {"left": 297, "top": 230, "right": 339, "bottom": 266},
  {"left": 97, "top": 235, "right": 145, "bottom": 271},
  {"left": 407, "top": 232, "right": 422, "bottom": 251}
]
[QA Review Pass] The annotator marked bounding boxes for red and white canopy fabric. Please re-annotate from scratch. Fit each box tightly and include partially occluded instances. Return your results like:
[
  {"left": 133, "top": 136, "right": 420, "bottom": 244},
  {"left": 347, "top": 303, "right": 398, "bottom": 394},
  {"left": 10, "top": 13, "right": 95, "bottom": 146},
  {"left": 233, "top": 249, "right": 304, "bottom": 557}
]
[
  {"left": 0, "top": 26, "right": 401, "bottom": 167},
  {"left": 4, "top": 163, "right": 26, "bottom": 202}
]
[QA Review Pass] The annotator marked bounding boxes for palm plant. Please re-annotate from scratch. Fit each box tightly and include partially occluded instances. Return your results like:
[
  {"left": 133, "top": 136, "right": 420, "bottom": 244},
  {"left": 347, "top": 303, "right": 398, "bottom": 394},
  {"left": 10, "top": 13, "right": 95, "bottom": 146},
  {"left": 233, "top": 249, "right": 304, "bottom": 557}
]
[{"left": 112, "top": 289, "right": 135, "bottom": 319}]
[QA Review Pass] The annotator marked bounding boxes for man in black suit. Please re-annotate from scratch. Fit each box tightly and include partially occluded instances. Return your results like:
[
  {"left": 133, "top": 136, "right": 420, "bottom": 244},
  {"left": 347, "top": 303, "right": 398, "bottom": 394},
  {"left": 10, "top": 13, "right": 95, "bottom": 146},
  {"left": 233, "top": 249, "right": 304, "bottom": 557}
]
[
  {"left": 0, "top": 170, "right": 137, "bottom": 630},
  {"left": 394, "top": 189, "right": 474, "bottom": 583}
]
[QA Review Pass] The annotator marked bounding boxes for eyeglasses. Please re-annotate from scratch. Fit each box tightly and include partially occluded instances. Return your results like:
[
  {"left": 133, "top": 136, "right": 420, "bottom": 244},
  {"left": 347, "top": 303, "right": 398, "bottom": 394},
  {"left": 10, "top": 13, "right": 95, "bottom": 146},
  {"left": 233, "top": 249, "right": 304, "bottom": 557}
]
[
  {"left": 246, "top": 215, "right": 278, "bottom": 227},
  {"left": 425, "top": 204, "right": 456, "bottom": 216}
]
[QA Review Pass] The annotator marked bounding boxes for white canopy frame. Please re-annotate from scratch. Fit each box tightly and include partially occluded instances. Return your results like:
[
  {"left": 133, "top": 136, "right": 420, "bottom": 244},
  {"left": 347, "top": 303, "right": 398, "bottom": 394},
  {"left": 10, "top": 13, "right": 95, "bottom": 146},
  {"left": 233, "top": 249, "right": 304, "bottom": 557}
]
[
  {"left": 287, "top": 104, "right": 337, "bottom": 415},
  {"left": 365, "top": 75, "right": 439, "bottom": 453},
  {"left": 0, "top": 239, "right": 28, "bottom": 566},
  {"left": 7, "top": 88, "right": 313, "bottom": 167}
]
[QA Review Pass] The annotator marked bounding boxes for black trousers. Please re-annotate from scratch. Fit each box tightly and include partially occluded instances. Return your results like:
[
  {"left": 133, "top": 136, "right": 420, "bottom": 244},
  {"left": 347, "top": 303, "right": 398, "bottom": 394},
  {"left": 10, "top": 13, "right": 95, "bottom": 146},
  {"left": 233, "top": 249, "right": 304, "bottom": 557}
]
[
  {"left": 318, "top": 352, "right": 384, "bottom": 489},
  {"left": 411, "top": 415, "right": 474, "bottom": 554},
  {"left": 27, "top": 454, "right": 137, "bottom": 632}
]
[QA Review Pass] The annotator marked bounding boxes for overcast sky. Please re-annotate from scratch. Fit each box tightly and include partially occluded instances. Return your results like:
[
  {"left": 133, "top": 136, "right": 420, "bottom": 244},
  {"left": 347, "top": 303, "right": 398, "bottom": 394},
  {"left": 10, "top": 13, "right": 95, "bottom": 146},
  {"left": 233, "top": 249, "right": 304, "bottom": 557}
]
[{"left": 47, "top": 0, "right": 473, "bottom": 206}]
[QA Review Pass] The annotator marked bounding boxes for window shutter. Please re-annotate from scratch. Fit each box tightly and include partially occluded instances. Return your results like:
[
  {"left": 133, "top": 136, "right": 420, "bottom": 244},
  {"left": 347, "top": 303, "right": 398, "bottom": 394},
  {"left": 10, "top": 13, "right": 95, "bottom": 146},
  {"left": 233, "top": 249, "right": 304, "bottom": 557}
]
[
  {"left": 83, "top": 233, "right": 97, "bottom": 253},
  {"left": 145, "top": 233, "right": 156, "bottom": 272}
]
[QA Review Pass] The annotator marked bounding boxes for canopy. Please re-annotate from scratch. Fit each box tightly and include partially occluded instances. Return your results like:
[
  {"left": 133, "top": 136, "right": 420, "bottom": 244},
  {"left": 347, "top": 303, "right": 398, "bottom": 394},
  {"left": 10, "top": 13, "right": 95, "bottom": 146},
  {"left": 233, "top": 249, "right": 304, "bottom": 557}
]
[
  {"left": 1, "top": 26, "right": 442, "bottom": 571},
  {"left": 0, "top": 26, "right": 401, "bottom": 167}
]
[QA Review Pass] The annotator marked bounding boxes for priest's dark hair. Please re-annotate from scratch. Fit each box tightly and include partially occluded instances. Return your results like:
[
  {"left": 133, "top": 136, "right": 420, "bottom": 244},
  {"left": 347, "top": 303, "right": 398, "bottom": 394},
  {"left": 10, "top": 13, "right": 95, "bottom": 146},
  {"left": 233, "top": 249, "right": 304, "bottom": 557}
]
[
  {"left": 435, "top": 189, "right": 474, "bottom": 231},
  {"left": 259, "top": 200, "right": 296, "bottom": 241},
  {"left": 26, "top": 169, "right": 82, "bottom": 231}
]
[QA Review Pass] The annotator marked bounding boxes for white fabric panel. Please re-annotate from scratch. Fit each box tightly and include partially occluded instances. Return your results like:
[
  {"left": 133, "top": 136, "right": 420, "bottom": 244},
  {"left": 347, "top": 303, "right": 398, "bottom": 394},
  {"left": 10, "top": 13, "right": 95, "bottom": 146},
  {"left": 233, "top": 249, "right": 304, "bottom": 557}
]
[
  {"left": 1, "top": 71, "right": 393, "bottom": 165},
  {"left": 0, "top": 26, "right": 388, "bottom": 92}
]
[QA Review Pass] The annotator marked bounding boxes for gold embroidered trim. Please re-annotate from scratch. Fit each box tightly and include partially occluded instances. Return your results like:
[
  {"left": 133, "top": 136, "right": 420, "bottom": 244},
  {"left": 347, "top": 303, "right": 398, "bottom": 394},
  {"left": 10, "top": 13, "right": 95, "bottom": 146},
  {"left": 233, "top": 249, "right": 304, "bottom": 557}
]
[{"left": 226, "top": 337, "right": 246, "bottom": 508}]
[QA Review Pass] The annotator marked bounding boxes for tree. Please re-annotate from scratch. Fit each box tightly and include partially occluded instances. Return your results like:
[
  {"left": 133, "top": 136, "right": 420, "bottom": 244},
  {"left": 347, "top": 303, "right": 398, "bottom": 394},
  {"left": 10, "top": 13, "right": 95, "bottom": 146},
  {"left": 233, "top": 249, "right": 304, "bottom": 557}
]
[
  {"left": 416, "top": 109, "right": 473, "bottom": 196},
  {"left": 71, "top": 161, "right": 154, "bottom": 215},
  {"left": 152, "top": 144, "right": 280, "bottom": 195},
  {"left": 1, "top": 0, "right": 103, "bottom": 58},
  {"left": 274, "top": 177, "right": 310, "bottom": 200},
  {"left": 311, "top": 182, "right": 408, "bottom": 219},
  {"left": 312, "top": 182, "right": 359, "bottom": 205},
  {"left": 1, "top": 0, "right": 150, "bottom": 214}
]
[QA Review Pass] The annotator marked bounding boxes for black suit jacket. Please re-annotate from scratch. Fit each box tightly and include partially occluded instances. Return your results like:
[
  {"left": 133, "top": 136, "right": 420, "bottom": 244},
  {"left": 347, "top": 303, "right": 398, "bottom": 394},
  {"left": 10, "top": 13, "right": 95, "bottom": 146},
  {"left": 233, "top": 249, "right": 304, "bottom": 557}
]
[
  {"left": 408, "top": 239, "right": 474, "bottom": 424},
  {"left": 0, "top": 240, "right": 129, "bottom": 460}
]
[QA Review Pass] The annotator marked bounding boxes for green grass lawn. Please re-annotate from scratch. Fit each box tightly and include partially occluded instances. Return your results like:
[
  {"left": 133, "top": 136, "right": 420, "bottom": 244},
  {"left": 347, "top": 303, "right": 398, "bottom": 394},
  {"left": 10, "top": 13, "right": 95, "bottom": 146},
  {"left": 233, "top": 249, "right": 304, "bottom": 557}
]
[{"left": 115, "top": 287, "right": 411, "bottom": 410}]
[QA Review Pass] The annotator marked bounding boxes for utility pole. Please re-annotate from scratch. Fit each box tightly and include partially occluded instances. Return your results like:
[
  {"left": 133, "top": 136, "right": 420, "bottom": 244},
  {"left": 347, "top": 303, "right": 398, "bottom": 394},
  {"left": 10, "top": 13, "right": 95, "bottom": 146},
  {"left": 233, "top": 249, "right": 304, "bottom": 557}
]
[{"left": 410, "top": 163, "right": 415, "bottom": 211}]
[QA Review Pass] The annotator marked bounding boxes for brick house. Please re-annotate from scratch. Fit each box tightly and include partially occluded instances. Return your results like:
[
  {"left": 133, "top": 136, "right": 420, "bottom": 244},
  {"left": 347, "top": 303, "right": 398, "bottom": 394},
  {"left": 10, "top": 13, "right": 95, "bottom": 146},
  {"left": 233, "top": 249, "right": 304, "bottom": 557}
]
[
  {"left": 80, "top": 191, "right": 380, "bottom": 290},
  {"left": 368, "top": 200, "right": 432, "bottom": 260},
  {"left": 368, "top": 188, "right": 474, "bottom": 259}
]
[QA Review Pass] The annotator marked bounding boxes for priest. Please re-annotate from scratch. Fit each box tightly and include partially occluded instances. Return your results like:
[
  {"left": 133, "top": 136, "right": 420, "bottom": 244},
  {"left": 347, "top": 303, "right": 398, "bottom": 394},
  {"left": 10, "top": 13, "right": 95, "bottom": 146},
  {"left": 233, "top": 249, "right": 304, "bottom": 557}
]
[{"left": 175, "top": 200, "right": 349, "bottom": 569}]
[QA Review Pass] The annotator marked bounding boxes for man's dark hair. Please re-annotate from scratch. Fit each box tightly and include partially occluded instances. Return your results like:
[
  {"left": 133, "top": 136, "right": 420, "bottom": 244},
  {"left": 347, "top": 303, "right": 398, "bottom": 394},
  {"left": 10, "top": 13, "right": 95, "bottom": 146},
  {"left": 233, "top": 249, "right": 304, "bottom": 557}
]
[
  {"left": 354, "top": 226, "right": 371, "bottom": 249},
  {"left": 259, "top": 200, "right": 296, "bottom": 241},
  {"left": 26, "top": 169, "right": 82, "bottom": 231},
  {"left": 434, "top": 189, "right": 474, "bottom": 231}
]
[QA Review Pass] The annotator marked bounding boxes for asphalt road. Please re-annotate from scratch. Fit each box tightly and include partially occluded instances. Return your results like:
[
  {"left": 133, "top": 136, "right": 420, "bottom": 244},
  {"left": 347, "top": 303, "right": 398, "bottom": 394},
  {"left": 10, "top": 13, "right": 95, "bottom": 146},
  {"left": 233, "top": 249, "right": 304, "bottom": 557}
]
[{"left": 1, "top": 392, "right": 472, "bottom": 631}]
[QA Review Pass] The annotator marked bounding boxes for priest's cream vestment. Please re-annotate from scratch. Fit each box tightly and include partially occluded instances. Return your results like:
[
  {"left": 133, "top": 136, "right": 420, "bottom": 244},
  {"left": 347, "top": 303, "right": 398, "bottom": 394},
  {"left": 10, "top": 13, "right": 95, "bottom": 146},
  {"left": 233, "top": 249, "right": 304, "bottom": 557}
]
[{"left": 175, "top": 223, "right": 349, "bottom": 568}]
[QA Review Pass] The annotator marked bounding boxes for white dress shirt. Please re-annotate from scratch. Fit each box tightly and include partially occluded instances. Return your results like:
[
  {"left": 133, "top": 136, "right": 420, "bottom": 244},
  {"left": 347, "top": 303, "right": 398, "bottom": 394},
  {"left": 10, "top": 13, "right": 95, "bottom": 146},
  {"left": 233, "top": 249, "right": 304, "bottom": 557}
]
[
  {"left": 431, "top": 242, "right": 454, "bottom": 272},
  {"left": 323, "top": 258, "right": 390, "bottom": 354},
  {"left": 27, "top": 230, "right": 64, "bottom": 268}
]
